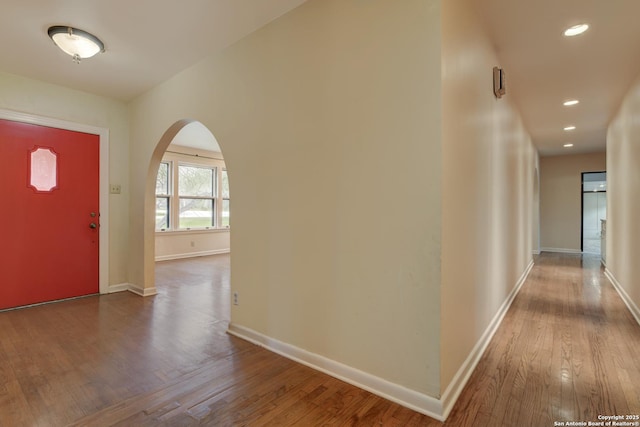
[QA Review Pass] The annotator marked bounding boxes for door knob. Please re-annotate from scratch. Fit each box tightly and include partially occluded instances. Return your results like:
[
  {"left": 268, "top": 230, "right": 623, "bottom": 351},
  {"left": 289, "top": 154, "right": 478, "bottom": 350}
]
[{"left": 89, "top": 222, "right": 97, "bottom": 229}]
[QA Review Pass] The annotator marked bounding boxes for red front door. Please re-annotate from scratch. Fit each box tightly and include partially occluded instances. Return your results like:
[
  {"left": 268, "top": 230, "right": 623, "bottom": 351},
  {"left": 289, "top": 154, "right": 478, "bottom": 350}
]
[{"left": 0, "top": 119, "right": 99, "bottom": 310}]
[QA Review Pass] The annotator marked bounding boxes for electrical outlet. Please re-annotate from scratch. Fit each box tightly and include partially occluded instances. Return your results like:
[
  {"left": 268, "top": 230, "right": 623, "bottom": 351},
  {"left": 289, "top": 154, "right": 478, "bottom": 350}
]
[
  {"left": 110, "top": 184, "right": 121, "bottom": 194},
  {"left": 233, "top": 292, "right": 239, "bottom": 305}
]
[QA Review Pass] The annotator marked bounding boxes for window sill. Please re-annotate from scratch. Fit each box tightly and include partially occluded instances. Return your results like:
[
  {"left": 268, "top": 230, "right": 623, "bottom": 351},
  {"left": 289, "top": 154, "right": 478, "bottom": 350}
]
[{"left": 155, "top": 228, "right": 230, "bottom": 235}]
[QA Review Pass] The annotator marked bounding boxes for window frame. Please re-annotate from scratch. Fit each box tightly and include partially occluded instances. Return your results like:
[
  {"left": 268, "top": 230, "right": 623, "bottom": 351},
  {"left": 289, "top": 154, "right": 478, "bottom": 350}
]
[
  {"left": 177, "top": 162, "right": 217, "bottom": 230},
  {"left": 221, "top": 169, "right": 230, "bottom": 228},
  {"left": 154, "top": 151, "right": 229, "bottom": 233},
  {"left": 155, "top": 161, "right": 171, "bottom": 231}
]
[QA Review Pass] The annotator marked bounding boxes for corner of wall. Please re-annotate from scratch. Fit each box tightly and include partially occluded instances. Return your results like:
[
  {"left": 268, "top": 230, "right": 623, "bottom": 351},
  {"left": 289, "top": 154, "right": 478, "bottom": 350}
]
[{"left": 227, "top": 323, "right": 447, "bottom": 421}]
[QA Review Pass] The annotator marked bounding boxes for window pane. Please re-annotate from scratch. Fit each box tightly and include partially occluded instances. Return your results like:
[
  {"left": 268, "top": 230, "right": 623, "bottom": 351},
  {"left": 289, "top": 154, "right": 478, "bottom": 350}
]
[
  {"left": 179, "top": 165, "right": 214, "bottom": 197},
  {"left": 179, "top": 198, "right": 214, "bottom": 228},
  {"left": 30, "top": 147, "right": 58, "bottom": 192},
  {"left": 221, "top": 170, "right": 230, "bottom": 199},
  {"left": 222, "top": 199, "right": 230, "bottom": 227},
  {"left": 156, "top": 162, "right": 169, "bottom": 195},
  {"left": 156, "top": 197, "right": 169, "bottom": 230}
]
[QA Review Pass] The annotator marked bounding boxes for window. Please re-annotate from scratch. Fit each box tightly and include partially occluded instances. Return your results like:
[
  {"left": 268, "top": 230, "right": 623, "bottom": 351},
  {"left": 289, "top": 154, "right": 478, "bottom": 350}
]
[
  {"left": 178, "top": 165, "right": 215, "bottom": 229},
  {"left": 29, "top": 147, "right": 58, "bottom": 192},
  {"left": 155, "top": 162, "right": 170, "bottom": 230},
  {"left": 155, "top": 153, "right": 229, "bottom": 232},
  {"left": 221, "top": 170, "right": 230, "bottom": 227}
]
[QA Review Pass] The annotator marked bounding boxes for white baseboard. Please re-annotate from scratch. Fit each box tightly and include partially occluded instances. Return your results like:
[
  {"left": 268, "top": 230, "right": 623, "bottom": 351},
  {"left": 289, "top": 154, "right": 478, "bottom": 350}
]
[
  {"left": 107, "top": 283, "right": 130, "bottom": 294},
  {"left": 227, "top": 323, "right": 445, "bottom": 421},
  {"left": 533, "top": 250, "right": 540, "bottom": 255},
  {"left": 439, "top": 259, "right": 534, "bottom": 419},
  {"left": 227, "top": 259, "right": 535, "bottom": 422},
  {"left": 540, "top": 247, "right": 582, "bottom": 254},
  {"left": 127, "top": 284, "right": 158, "bottom": 297},
  {"left": 107, "top": 283, "right": 158, "bottom": 297},
  {"left": 155, "top": 248, "right": 230, "bottom": 262},
  {"left": 604, "top": 269, "right": 640, "bottom": 327}
]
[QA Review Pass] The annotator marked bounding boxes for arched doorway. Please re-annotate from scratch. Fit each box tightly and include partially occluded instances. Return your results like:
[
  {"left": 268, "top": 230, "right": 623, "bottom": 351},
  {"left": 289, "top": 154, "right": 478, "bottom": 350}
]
[{"left": 142, "top": 119, "right": 230, "bottom": 295}]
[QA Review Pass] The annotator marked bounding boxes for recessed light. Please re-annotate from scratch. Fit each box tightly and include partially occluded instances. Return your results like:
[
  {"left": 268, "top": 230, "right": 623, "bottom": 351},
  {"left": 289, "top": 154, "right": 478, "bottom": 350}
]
[
  {"left": 564, "top": 143, "right": 574, "bottom": 148},
  {"left": 564, "top": 126, "right": 576, "bottom": 131},
  {"left": 563, "top": 99, "right": 579, "bottom": 106},
  {"left": 564, "top": 24, "right": 589, "bottom": 37}
]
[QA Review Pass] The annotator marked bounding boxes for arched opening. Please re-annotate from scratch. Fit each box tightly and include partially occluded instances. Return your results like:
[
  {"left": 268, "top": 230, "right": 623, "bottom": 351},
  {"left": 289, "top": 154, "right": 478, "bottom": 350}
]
[{"left": 143, "top": 120, "right": 230, "bottom": 301}]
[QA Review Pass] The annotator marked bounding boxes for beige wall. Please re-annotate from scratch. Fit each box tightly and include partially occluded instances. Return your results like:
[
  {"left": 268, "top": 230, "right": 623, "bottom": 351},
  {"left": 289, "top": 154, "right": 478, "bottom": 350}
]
[
  {"left": 441, "top": 0, "right": 537, "bottom": 394},
  {"left": 539, "top": 152, "right": 606, "bottom": 252},
  {"left": 0, "top": 71, "right": 130, "bottom": 286},
  {"left": 533, "top": 165, "right": 541, "bottom": 254},
  {"left": 606, "top": 72, "right": 640, "bottom": 315},
  {"left": 129, "top": 0, "right": 443, "bottom": 399},
  {"left": 156, "top": 230, "right": 229, "bottom": 260}
]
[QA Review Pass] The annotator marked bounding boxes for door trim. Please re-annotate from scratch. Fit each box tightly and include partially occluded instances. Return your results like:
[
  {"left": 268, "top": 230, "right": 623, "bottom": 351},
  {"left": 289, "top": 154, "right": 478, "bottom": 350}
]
[
  {"left": 0, "top": 109, "right": 110, "bottom": 294},
  {"left": 580, "top": 171, "right": 606, "bottom": 254}
]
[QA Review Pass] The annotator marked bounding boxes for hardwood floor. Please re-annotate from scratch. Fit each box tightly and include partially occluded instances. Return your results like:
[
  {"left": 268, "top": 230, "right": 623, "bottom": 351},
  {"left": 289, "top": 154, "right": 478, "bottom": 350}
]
[
  {"left": 0, "top": 252, "right": 639, "bottom": 426},
  {"left": 445, "top": 253, "right": 640, "bottom": 426}
]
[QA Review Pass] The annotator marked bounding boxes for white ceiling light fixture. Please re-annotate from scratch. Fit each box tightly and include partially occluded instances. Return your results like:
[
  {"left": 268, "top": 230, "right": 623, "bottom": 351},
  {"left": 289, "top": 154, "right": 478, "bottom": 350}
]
[
  {"left": 564, "top": 24, "right": 589, "bottom": 37},
  {"left": 563, "top": 99, "right": 580, "bottom": 106},
  {"left": 48, "top": 26, "right": 105, "bottom": 64},
  {"left": 564, "top": 125, "right": 576, "bottom": 131},
  {"left": 564, "top": 143, "right": 574, "bottom": 148}
]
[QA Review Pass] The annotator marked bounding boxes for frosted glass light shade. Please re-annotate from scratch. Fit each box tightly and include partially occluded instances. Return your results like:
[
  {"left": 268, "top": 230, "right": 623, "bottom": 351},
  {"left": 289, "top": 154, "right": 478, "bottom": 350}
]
[
  {"left": 48, "top": 26, "right": 104, "bottom": 62},
  {"left": 564, "top": 24, "right": 589, "bottom": 37}
]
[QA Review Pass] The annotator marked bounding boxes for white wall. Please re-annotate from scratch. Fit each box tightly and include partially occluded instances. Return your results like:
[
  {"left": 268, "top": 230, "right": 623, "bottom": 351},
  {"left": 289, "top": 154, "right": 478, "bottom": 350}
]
[
  {"left": 606, "top": 73, "right": 640, "bottom": 321},
  {"left": 441, "top": 0, "right": 537, "bottom": 402},
  {"left": 0, "top": 70, "right": 130, "bottom": 286},
  {"left": 539, "top": 152, "right": 606, "bottom": 253},
  {"left": 129, "top": 0, "right": 443, "bottom": 407}
]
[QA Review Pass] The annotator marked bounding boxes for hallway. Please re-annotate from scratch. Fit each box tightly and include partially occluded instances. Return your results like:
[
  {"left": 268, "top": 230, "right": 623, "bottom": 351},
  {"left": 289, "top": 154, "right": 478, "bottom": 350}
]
[
  {"left": 445, "top": 252, "right": 640, "bottom": 425},
  {"left": 0, "top": 253, "right": 638, "bottom": 425}
]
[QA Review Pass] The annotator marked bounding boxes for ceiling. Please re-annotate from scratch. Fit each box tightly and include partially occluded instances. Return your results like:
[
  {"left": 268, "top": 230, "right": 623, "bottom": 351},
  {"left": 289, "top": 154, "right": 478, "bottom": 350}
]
[
  {"left": 170, "top": 121, "right": 221, "bottom": 153},
  {"left": 470, "top": 0, "right": 640, "bottom": 156},
  {"left": 1, "top": 1, "right": 640, "bottom": 157},
  {"left": 0, "top": 0, "right": 307, "bottom": 101}
]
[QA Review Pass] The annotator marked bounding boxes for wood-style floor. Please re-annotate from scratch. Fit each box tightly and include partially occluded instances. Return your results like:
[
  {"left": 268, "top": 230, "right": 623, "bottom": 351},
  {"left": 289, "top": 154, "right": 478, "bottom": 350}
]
[{"left": 0, "top": 252, "right": 639, "bottom": 426}]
